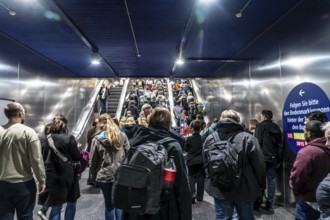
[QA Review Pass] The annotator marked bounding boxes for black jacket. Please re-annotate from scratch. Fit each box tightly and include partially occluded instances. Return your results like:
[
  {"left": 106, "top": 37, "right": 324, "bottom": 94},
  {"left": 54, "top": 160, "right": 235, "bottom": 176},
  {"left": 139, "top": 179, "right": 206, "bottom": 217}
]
[
  {"left": 184, "top": 132, "right": 203, "bottom": 166},
  {"left": 121, "top": 126, "right": 192, "bottom": 220},
  {"left": 255, "top": 119, "right": 283, "bottom": 163},
  {"left": 203, "top": 122, "right": 266, "bottom": 202},
  {"left": 99, "top": 86, "right": 110, "bottom": 100},
  {"left": 39, "top": 133, "right": 81, "bottom": 206}
]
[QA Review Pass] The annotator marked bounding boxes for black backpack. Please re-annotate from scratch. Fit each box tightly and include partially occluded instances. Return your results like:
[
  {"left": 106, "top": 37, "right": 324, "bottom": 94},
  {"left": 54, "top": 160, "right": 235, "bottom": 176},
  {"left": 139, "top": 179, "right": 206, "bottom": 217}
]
[
  {"left": 112, "top": 137, "right": 173, "bottom": 215},
  {"left": 205, "top": 131, "right": 243, "bottom": 192}
]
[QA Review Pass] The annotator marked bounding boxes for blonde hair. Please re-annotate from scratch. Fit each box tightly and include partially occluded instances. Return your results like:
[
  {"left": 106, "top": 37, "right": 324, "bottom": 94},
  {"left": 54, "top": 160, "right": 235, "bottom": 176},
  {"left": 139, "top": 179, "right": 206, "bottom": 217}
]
[
  {"left": 96, "top": 114, "right": 121, "bottom": 150},
  {"left": 148, "top": 107, "right": 172, "bottom": 131},
  {"left": 119, "top": 117, "right": 126, "bottom": 128},
  {"left": 125, "top": 117, "right": 136, "bottom": 125},
  {"left": 248, "top": 119, "right": 259, "bottom": 131},
  {"left": 220, "top": 110, "right": 240, "bottom": 122}
]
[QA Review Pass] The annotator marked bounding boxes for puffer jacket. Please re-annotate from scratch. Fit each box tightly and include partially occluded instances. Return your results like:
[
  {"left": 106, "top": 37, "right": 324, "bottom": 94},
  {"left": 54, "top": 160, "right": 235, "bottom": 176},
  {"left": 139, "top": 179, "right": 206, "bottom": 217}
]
[
  {"left": 317, "top": 173, "right": 330, "bottom": 219},
  {"left": 89, "top": 130, "right": 130, "bottom": 183},
  {"left": 203, "top": 120, "right": 266, "bottom": 202}
]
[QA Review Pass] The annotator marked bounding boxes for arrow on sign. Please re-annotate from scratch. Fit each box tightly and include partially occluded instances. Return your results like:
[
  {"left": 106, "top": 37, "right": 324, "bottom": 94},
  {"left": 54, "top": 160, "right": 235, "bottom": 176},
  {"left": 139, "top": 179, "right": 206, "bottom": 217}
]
[{"left": 299, "top": 89, "right": 305, "bottom": 97}]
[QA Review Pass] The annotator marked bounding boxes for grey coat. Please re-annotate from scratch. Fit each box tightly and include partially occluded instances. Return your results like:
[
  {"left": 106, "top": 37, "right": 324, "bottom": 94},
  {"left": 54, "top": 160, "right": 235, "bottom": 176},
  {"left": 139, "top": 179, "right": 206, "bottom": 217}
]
[
  {"left": 89, "top": 131, "right": 130, "bottom": 183},
  {"left": 316, "top": 173, "right": 330, "bottom": 219}
]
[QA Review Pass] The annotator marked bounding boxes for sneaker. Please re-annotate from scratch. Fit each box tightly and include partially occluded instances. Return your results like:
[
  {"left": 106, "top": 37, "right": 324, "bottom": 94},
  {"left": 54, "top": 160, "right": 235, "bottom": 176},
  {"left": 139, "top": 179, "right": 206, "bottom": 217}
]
[
  {"left": 37, "top": 210, "right": 48, "bottom": 220},
  {"left": 265, "top": 202, "right": 273, "bottom": 211},
  {"left": 254, "top": 202, "right": 262, "bottom": 211}
]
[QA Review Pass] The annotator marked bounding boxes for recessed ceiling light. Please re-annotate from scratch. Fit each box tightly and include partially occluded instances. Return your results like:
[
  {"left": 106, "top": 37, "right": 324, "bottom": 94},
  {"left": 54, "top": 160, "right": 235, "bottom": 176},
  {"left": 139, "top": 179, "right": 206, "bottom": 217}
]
[
  {"left": 91, "top": 52, "right": 101, "bottom": 65},
  {"left": 176, "top": 58, "right": 184, "bottom": 65}
]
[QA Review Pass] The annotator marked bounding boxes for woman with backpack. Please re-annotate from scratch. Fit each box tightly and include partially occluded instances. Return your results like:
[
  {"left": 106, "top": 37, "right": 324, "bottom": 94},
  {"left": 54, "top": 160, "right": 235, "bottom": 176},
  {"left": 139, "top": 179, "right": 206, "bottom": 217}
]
[{"left": 89, "top": 114, "right": 130, "bottom": 220}]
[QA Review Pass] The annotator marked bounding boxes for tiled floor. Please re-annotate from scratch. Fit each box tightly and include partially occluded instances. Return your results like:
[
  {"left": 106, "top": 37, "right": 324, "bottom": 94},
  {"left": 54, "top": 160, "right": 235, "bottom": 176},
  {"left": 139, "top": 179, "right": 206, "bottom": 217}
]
[{"left": 31, "top": 169, "right": 295, "bottom": 220}]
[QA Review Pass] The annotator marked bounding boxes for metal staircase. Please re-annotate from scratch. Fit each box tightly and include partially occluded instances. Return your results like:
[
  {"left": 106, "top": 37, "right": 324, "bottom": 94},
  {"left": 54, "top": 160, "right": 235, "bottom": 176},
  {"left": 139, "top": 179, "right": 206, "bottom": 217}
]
[{"left": 107, "top": 87, "right": 122, "bottom": 117}]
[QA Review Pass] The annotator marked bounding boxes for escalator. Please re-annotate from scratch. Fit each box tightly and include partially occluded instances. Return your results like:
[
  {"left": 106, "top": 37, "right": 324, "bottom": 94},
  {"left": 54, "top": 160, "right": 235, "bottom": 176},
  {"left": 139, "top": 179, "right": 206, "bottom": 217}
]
[
  {"left": 72, "top": 78, "right": 129, "bottom": 146},
  {"left": 107, "top": 86, "right": 123, "bottom": 117}
]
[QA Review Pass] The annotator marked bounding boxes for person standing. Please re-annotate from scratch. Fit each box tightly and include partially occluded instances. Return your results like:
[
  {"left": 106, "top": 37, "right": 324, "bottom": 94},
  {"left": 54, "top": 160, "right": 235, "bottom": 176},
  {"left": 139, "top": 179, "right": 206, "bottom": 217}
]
[
  {"left": 247, "top": 119, "right": 259, "bottom": 135},
  {"left": 254, "top": 110, "right": 282, "bottom": 211},
  {"left": 121, "top": 107, "right": 192, "bottom": 220},
  {"left": 138, "top": 104, "right": 152, "bottom": 126},
  {"left": 305, "top": 111, "right": 328, "bottom": 125},
  {"left": 184, "top": 120, "right": 204, "bottom": 204},
  {"left": 0, "top": 102, "right": 46, "bottom": 220},
  {"left": 200, "top": 118, "right": 219, "bottom": 140},
  {"left": 89, "top": 114, "right": 130, "bottom": 220},
  {"left": 290, "top": 120, "right": 330, "bottom": 220},
  {"left": 317, "top": 172, "right": 330, "bottom": 219},
  {"left": 38, "top": 114, "right": 81, "bottom": 220},
  {"left": 203, "top": 109, "right": 266, "bottom": 219},
  {"left": 99, "top": 83, "right": 110, "bottom": 114},
  {"left": 316, "top": 121, "right": 330, "bottom": 219}
]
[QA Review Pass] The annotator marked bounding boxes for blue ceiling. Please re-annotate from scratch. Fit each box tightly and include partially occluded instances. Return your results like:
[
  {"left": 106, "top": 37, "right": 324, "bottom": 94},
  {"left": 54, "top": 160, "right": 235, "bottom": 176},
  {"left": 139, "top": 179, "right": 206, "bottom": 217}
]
[{"left": 0, "top": 0, "right": 302, "bottom": 78}]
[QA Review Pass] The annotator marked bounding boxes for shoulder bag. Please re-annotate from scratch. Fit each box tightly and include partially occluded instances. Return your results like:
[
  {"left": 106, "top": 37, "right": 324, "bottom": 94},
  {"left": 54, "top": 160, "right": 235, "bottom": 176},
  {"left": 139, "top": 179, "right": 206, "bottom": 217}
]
[{"left": 46, "top": 134, "right": 81, "bottom": 173}]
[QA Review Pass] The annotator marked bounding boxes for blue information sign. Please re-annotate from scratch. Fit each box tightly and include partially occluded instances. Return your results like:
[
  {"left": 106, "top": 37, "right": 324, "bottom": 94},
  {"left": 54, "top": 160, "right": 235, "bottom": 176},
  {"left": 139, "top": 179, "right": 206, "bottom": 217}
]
[{"left": 282, "top": 82, "right": 330, "bottom": 154}]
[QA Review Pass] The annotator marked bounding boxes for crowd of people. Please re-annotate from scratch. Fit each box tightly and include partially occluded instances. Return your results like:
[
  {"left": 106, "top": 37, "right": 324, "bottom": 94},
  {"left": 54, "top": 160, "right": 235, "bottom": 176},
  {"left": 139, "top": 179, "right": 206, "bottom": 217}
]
[{"left": 0, "top": 79, "right": 329, "bottom": 220}]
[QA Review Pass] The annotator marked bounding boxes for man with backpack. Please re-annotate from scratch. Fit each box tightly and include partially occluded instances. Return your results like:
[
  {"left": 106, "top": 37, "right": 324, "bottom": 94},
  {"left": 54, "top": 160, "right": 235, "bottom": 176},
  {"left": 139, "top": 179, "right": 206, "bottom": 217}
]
[
  {"left": 254, "top": 110, "right": 283, "bottom": 211},
  {"left": 203, "top": 110, "right": 266, "bottom": 220},
  {"left": 115, "top": 107, "right": 192, "bottom": 220}
]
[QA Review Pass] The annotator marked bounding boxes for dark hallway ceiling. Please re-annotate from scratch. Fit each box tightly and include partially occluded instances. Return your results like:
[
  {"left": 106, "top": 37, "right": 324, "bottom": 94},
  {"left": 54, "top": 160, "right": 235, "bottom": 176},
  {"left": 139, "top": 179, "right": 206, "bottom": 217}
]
[{"left": 0, "top": 0, "right": 303, "bottom": 78}]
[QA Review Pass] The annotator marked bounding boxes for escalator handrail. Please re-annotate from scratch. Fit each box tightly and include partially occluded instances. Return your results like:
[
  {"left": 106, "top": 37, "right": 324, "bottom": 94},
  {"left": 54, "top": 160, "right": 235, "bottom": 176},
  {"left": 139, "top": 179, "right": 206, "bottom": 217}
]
[
  {"left": 167, "top": 78, "right": 176, "bottom": 127},
  {"left": 71, "top": 79, "right": 104, "bottom": 140},
  {"left": 115, "top": 78, "right": 130, "bottom": 120}
]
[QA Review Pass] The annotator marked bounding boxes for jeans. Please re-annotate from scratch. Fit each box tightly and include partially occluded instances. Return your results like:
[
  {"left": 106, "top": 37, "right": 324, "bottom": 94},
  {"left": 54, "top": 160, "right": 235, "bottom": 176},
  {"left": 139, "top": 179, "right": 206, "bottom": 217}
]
[
  {"left": 214, "top": 198, "right": 254, "bottom": 220},
  {"left": 49, "top": 202, "right": 76, "bottom": 220},
  {"left": 99, "top": 182, "right": 122, "bottom": 220},
  {"left": 295, "top": 199, "right": 320, "bottom": 220},
  {"left": 265, "top": 162, "right": 276, "bottom": 206},
  {"left": 0, "top": 179, "right": 36, "bottom": 220},
  {"left": 100, "top": 99, "right": 108, "bottom": 114},
  {"left": 188, "top": 163, "right": 204, "bottom": 200}
]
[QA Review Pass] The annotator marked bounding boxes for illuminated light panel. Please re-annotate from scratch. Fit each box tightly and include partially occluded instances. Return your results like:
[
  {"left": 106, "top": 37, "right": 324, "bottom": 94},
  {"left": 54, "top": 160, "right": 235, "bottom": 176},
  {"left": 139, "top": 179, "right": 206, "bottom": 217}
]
[{"left": 45, "top": 11, "right": 61, "bottom": 21}]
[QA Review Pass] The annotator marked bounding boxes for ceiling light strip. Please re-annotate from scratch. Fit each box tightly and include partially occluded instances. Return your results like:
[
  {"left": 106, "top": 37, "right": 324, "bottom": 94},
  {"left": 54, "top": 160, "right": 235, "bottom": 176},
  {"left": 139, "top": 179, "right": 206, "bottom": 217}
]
[
  {"left": 236, "top": 0, "right": 251, "bottom": 18},
  {"left": 124, "top": 0, "right": 141, "bottom": 57},
  {"left": 49, "top": 0, "right": 119, "bottom": 76},
  {"left": 211, "top": 0, "right": 305, "bottom": 77},
  {"left": 170, "top": 2, "right": 197, "bottom": 74},
  {"left": 0, "top": 1, "right": 16, "bottom": 16}
]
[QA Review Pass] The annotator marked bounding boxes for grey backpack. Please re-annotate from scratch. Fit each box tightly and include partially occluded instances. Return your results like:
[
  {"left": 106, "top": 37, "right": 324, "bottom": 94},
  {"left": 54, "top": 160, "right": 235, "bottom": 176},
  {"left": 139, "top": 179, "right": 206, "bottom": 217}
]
[
  {"left": 112, "top": 137, "right": 173, "bottom": 215},
  {"left": 205, "top": 131, "right": 243, "bottom": 191}
]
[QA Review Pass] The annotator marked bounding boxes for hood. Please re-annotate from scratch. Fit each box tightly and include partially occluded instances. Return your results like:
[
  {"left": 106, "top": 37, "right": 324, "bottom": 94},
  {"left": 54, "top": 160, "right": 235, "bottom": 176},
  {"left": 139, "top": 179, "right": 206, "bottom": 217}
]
[
  {"left": 96, "top": 130, "right": 108, "bottom": 139},
  {"left": 262, "top": 120, "right": 282, "bottom": 134},
  {"left": 129, "top": 125, "right": 171, "bottom": 148},
  {"left": 95, "top": 131, "right": 113, "bottom": 150},
  {"left": 217, "top": 122, "right": 244, "bottom": 140}
]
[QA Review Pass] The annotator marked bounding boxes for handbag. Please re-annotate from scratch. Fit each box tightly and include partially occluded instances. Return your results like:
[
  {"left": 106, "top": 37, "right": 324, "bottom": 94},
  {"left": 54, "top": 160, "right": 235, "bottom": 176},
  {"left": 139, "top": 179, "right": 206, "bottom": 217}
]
[{"left": 46, "top": 134, "right": 81, "bottom": 173}]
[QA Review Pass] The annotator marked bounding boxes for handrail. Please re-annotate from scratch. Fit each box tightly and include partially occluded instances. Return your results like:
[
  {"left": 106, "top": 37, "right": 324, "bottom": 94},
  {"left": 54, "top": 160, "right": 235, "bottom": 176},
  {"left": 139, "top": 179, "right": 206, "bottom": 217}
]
[
  {"left": 167, "top": 78, "right": 176, "bottom": 127},
  {"left": 0, "top": 98, "right": 15, "bottom": 102},
  {"left": 71, "top": 79, "right": 104, "bottom": 140}
]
